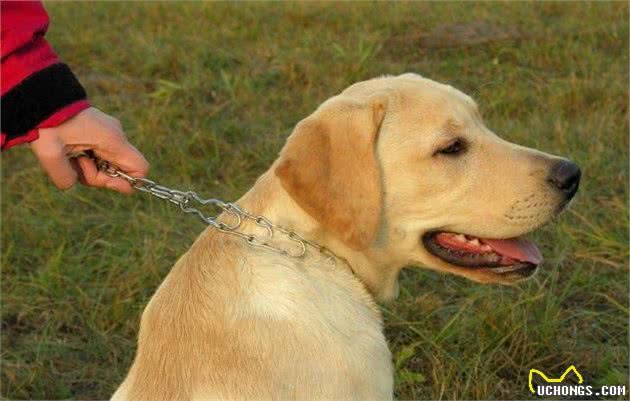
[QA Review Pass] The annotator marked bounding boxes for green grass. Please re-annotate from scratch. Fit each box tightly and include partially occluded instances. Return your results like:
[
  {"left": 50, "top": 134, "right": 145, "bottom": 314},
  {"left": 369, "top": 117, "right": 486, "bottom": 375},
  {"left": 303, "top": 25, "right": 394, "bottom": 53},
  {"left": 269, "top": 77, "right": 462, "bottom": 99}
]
[{"left": 1, "top": 2, "right": 628, "bottom": 400}]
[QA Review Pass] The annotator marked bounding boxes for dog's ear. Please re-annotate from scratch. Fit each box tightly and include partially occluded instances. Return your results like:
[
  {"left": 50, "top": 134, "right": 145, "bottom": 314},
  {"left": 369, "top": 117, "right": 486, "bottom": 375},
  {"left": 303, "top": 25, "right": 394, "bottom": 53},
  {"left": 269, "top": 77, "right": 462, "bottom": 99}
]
[{"left": 275, "top": 95, "right": 387, "bottom": 250}]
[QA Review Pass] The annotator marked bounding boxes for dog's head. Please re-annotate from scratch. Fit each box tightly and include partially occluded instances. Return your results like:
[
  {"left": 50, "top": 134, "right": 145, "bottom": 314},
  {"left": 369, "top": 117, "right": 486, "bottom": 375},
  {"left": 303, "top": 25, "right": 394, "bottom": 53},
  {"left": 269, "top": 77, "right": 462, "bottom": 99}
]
[{"left": 275, "top": 73, "right": 580, "bottom": 295}]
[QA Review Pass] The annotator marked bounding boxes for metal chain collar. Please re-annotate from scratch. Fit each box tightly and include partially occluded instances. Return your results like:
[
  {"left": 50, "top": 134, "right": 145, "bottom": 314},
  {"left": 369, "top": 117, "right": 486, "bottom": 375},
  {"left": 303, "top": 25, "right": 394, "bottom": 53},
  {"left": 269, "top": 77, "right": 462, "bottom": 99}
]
[{"left": 78, "top": 153, "right": 326, "bottom": 258}]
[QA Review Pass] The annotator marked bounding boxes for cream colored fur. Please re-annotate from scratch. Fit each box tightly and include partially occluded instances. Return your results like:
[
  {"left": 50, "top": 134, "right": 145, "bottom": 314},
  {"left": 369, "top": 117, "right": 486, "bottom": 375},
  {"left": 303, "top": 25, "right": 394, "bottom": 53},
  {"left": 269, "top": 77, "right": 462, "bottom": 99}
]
[{"left": 113, "top": 74, "right": 567, "bottom": 400}]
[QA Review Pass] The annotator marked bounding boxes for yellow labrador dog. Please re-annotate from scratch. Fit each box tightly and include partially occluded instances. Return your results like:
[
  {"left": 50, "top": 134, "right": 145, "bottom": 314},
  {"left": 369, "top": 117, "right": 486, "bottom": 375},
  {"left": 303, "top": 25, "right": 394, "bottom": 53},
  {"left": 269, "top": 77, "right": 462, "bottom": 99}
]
[{"left": 113, "top": 73, "right": 580, "bottom": 400}]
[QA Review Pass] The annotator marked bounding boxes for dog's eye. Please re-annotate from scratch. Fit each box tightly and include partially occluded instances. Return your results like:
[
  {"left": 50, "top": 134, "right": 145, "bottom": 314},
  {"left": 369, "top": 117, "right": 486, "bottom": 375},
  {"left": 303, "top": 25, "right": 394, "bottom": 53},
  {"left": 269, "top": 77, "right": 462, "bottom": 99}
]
[{"left": 437, "top": 139, "right": 466, "bottom": 156}]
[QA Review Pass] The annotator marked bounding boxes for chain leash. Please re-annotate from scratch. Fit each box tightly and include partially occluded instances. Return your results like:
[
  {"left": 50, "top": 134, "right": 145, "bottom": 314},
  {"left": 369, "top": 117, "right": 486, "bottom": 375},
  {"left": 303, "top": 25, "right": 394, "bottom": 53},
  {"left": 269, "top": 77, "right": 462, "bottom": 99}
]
[{"left": 77, "top": 152, "right": 326, "bottom": 258}]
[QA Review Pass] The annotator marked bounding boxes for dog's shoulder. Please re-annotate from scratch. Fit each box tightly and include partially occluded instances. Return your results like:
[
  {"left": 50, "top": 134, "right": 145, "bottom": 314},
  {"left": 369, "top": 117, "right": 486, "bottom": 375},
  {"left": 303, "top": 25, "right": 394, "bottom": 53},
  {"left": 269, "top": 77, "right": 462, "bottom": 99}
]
[{"left": 120, "top": 228, "right": 393, "bottom": 400}]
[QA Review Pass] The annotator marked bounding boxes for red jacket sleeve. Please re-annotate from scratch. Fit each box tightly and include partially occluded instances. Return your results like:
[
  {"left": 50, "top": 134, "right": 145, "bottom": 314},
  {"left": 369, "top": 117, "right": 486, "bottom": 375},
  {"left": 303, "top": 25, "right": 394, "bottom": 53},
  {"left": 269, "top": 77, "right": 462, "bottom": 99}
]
[{"left": 1, "top": 0, "right": 90, "bottom": 150}]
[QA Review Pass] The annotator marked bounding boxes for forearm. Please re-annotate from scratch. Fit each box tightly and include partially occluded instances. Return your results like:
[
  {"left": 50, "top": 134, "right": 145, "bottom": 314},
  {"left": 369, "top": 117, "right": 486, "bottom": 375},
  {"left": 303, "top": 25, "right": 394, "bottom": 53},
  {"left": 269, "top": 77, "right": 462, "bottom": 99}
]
[{"left": 1, "top": 0, "right": 89, "bottom": 150}]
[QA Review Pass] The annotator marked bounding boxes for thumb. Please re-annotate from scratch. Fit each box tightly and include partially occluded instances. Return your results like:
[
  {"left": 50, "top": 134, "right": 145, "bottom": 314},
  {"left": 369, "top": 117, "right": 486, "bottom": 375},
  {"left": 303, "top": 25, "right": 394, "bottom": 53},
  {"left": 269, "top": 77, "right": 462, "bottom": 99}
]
[{"left": 30, "top": 133, "right": 78, "bottom": 190}]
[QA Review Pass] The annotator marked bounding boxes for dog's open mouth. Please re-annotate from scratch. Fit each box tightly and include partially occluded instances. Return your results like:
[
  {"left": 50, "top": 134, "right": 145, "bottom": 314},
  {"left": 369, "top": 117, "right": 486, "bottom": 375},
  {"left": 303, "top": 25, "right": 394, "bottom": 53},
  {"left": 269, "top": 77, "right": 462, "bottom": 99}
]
[{"left": 422, "top": 231, "right": 542, "bottom": 277}]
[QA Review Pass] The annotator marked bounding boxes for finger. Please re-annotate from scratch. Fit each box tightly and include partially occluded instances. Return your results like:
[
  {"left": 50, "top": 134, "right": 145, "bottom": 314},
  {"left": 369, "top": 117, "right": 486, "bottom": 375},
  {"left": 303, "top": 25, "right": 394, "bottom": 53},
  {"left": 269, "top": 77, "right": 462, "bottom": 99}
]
[
  {"left": 103, "top": 177, "right": 135, "bottom": 194},
  {"left": 30, "top": 136, "right": 77, "bottom": 190},
  {"left": 76, "top": 156, "right": 108, "bottom": 186},
  {"left": 76, "top": 156, "right": 135, "bottom": 194},
  {"left": 93, "top": 133, "right": 149, "bottom": 178},
  {"left": 59, "top": 108, "right": 149, "bottom": 178},
  {"left": 70, "top": 158, "right": 86, "bottom": 185}
]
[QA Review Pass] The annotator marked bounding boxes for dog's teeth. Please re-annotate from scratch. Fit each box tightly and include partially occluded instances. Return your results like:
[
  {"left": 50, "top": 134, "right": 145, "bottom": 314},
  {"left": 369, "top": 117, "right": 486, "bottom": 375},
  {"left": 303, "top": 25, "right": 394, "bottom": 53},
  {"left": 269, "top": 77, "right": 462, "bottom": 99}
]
[
  {"left": 455, "top": 234, "right": 467, "bottom": 242},
  {"left": 469, "top": 238, "right": 480, "bottom": 246},
  {"left": 480, "top": 244, "right": 493, "bottom": 252}
]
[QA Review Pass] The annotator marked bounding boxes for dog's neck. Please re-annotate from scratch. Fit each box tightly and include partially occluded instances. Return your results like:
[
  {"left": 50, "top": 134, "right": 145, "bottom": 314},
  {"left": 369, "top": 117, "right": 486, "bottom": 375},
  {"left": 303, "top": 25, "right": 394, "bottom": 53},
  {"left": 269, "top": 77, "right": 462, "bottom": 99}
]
[{"left": 227, "top": 169, "right": 402, "bottom": 302}]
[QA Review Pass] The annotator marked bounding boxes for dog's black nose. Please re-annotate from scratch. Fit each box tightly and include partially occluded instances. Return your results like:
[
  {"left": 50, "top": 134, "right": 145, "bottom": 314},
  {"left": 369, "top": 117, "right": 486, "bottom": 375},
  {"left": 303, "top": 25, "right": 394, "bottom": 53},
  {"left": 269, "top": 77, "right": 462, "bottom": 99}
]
[{"left": 547, "top": 159, "right": 581, "bottom": 199}]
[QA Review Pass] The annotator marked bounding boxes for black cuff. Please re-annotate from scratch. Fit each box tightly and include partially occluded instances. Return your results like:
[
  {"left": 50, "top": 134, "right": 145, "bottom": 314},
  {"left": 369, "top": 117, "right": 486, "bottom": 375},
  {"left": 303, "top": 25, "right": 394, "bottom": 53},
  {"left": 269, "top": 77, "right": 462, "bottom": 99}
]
[{"left": 1, "top": 63, "right": 87, "bottom": 139}]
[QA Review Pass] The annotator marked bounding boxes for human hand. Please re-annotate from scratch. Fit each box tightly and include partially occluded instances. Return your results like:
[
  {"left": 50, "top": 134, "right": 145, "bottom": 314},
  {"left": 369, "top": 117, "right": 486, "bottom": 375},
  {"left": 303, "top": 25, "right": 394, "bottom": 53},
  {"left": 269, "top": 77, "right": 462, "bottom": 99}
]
[{"left": 30, "top": 107, "right": 149, "bottom": 194}]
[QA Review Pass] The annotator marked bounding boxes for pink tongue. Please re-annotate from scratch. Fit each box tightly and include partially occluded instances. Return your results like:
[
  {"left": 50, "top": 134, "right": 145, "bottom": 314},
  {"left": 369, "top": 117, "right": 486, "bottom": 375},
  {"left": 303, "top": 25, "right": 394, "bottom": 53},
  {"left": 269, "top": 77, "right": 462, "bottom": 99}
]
[{"left": 482, "top": 238, "right": 543, "bottom": 265}]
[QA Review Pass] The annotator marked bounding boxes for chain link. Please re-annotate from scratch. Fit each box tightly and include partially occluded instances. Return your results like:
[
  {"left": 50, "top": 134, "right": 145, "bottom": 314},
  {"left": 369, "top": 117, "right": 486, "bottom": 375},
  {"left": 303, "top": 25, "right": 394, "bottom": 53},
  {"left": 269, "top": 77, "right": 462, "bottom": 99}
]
[{"left": 80, "top": 153, "right": 324, "bottom": 258}]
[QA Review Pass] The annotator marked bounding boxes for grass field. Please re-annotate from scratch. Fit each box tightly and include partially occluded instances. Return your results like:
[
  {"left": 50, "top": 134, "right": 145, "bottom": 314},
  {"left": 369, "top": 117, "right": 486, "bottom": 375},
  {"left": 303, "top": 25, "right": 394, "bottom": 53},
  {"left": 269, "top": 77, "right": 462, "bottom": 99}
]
[{"left": 1, "top": 2, "right": 628, "bottom": 400}]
